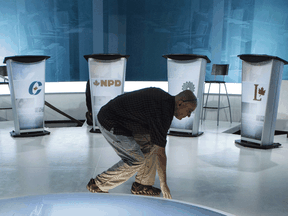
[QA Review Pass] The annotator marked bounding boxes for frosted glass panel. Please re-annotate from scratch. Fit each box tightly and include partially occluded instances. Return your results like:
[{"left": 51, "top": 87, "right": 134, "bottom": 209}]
[
  {"left": 168, "top": 59, "right": 202, "bottom": 130},
  {"left": 7, "top": 60, "right": 46, "bottom": 131},
  {"left": 241, "top": 61, "right": 272, "bottom": 140},
  {"left": 88, "top": 58, "right": 126, "bottom": 125}
]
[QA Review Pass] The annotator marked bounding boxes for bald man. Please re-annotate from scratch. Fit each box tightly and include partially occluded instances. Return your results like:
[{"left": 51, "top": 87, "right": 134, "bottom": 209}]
[{"left": 87, "top": 87, "right": 197, "bottom": 199}]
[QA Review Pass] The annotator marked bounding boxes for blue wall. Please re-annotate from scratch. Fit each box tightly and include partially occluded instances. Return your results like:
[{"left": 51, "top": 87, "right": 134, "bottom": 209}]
[
  {"left": 1, "top": 0, "right": 288, "bottom": 82},
  {"left": 124, "top": 0, "right": 288, "bottom": 82},
  {"left": 0, "top": 0, "right": 93, "bottom": 82}
]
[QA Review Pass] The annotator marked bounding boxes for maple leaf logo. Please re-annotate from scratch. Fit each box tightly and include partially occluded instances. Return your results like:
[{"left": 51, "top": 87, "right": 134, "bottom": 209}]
[
  {"left": 34, "top": 86, "right": 38, "bottom": 91},
  {"left": 258, "top": 87, "right": 266, "bottom": 96},
  {"left": 93, "top": 80, "right": 100, "bottom": 86}
]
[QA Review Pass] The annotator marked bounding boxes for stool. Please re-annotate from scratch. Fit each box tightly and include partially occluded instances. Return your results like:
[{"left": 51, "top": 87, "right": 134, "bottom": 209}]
[{"left": 201, "top": 64, "right": 232, "bottom": 126}]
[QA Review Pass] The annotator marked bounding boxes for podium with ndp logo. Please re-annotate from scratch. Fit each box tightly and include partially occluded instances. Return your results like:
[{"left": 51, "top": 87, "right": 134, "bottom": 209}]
[
  {"left": 84, "top": 54, "right": 129, "bottom": 133},
  {"left": 4, "top": 55, "right": 50, "bottom": 137},
  {"left": 235, "top": 54, "right": 288, "bottom": 149},
  {"left": 163, "top": 54, "right": 211, "bottom": 137}
]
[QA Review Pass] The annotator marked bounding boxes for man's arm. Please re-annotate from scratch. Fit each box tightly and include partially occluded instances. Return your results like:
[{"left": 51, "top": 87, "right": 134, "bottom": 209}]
[{"left": 156, "top": 146, "right": 172, "bottom": 199}]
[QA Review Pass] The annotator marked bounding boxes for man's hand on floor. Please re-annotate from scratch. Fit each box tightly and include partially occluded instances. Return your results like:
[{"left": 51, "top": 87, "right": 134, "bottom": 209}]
[{"left": 161, "top": 183, "right": 172, "bottom": 199}]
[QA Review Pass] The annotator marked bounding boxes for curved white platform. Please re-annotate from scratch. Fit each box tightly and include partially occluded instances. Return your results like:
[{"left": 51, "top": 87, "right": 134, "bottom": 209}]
[{"left": 0, "top": 193, "right": 233, "bottom": 216}]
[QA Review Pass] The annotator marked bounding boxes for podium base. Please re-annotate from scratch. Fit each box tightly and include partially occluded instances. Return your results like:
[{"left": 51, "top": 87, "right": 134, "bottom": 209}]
[
  {"left": 235, "top": 139, "right": 281, "bottom": 149},
  {"left": 10, "top": 130, "right": 50, "bottom": 137},
  {"left": 89, "top": 128, "right": 101, "bottom": 133},
  {"left": 168, "top": 131, "right": 204, "bottom": 137}
]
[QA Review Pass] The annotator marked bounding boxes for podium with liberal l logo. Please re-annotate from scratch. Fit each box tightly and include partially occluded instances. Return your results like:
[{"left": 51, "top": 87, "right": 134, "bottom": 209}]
[
  {"left": 4, "top": 55, "right": 50, "bottom": 137},
  {"left": 84, "top": 54, "right": 129, "bottom": 133},
  {"left": 235, "top": 54, "right": 288, "bottom": 149}
]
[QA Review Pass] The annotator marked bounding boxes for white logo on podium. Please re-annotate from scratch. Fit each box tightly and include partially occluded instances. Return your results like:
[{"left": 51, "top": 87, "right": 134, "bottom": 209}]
[{"left": 182, "top": 81, "right": 195, "bottom": 92}]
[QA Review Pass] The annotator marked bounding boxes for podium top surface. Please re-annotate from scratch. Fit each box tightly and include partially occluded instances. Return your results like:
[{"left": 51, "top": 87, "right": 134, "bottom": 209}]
[
  {"left": 84, "top": 54, "right": 130, "bottom": 61},
  {"left": 238, "top": 54, "right": 288, "bottom": 65},
  {"left": 163, "top": 54, "right": 211, "bottom": 63},
  {"left": 3, "top": 55, "right": 50, "bottom": 64}
]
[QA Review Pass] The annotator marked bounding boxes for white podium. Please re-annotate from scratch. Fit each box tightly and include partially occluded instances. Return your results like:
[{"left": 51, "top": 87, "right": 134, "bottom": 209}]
[
  {"left": 163, "top": 54, "right": 211, "bottom": 137},
  {"left": 84, "top": 54, "right": 129, "bottom": 133},
  {"left": 236, "top": 54, "right": 288, "bottom": 149},
  {"left": 4, "top": 55, "right": 50, "bottom": 137}
]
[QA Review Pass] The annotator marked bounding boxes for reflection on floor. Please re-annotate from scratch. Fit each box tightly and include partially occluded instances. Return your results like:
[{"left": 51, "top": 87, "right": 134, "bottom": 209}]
[{"left": 0, "top": 120, "right": 288, "bottom": 216}]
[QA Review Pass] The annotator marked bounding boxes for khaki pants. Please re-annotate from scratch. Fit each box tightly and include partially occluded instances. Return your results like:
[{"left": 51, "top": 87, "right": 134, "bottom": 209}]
[{"left": 95, "top": 121, "right": 158, "bottom": 192}]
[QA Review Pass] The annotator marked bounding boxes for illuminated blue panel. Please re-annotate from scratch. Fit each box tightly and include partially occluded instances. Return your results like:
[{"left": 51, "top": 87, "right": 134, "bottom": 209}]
[
  {"left": 0, "top": 193, "right": 232, "bottom": 216},
  {"left": 0, "top": 0, "right": 287, "bottom": 82}
]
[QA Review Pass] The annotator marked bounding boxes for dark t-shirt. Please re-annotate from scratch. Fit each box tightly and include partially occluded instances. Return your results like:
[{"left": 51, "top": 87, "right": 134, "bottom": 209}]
[{"left": 97, "top": 87, "right": 175, "bottom": 148}]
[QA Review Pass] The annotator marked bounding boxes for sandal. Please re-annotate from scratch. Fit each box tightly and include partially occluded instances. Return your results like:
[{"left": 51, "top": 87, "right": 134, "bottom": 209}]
[
  {"left": 86, "top": 178, "right": 108, "bottom": 193},
  {"left": 131, "top": 182, "right": 161, "bottom": 196}
]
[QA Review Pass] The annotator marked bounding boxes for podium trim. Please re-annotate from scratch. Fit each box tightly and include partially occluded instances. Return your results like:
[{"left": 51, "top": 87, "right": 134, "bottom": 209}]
[
  {"left": 10, "top": 130, "right": 50, "bottom": 137},
  {"left": 3, "top": 56, "right": 50, "bottom": 64},
  {"left": 89, "top": 128, "right": 101, "bottom": 133},
  {"left": 168, "top": 131, "right": 204, "bottom": 137},
  {"left": 84, "top": 54, "right": 130, "bottom": 61},
  {"left": 235, "top": 139, "right": 281, "bottom": 149},
  {"left": 237, "top": 54, "right": 288, "bottom": 65},
  {"left": 163, "top": 54, "right": 211, "bottom": 63}
]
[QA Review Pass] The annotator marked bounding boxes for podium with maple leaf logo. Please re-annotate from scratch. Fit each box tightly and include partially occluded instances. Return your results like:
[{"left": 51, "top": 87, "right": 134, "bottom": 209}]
[
  {"left": 235, "top": 54, "right": 288, "bottom": 149},
  {"left": 163, "top": 54, "right": 211, "bottom": 137},
  {"left": 3, "top": 55, "right": 51, "bottom": 137},
  {"left": 84, "top": 54, "right": 130, "bottom": 133}
]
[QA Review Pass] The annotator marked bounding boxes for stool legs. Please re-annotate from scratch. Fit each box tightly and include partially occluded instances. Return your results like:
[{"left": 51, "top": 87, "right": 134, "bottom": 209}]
[
  {"left": 201, "top": 83, "right": 211, "bottom": 124},
  {"left": 201, "top": 82, "right": 232, "bottom": 126},
  {"left": 217, "top": 83, "right": 221, "bottom": 126},
  {"left": 224, "top": 83, "right": 232, "bottom": 124}
]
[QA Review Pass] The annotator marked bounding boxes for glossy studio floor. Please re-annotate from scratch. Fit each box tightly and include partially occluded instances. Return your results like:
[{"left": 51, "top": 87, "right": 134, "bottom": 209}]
[{"left": 0, "top": 119, "right": 288, "bottom": 216}]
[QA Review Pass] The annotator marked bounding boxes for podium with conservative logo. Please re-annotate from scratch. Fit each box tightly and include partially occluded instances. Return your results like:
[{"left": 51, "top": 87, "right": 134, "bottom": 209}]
[
  {"left": 84, "top": 54, "right": 129, "bottom": 133},
  {"left": 163, "top": 54, "right": 211, "bottom": 137},
  {"left": 4, "top": 55, "right": 50, "bottom": 137},
  {"left": 235, "top": 54, "right": 288, "bottom": 149}
]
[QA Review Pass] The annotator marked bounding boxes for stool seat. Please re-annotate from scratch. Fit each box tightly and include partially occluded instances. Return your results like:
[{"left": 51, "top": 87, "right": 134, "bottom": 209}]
[{"left": 205, "top": 81, "right": 226, "bottom": 83}]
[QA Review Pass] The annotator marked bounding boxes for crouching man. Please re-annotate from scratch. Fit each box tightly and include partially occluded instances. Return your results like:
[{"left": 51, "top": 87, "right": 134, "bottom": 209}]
[{"left": 87, "top": 87, "right": 197, "bottom": 199}]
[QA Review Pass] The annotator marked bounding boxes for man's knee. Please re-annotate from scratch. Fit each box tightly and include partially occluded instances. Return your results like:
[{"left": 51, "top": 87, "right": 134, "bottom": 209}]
[{"left": 124, "top": 155, "right": 146, "bottom": 167}]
